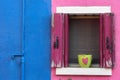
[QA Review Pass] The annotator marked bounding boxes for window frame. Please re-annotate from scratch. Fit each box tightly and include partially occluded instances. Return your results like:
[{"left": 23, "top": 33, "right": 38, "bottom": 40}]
[{"left": 53, "top": 6, "right": 113, "bottom": 75}]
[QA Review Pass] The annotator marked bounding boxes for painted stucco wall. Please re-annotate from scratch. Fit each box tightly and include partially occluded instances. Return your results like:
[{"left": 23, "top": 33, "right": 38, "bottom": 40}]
[
  {"left": 24, "top": 0, "right": 51, "bottom": 80},
  {"left": 51, "top": 0, "right": 120, "bottom": 80}
]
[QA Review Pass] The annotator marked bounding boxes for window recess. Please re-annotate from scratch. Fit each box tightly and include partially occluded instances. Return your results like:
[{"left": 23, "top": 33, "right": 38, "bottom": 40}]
[
  {"left": 51, "top": 13, "right": 115, "bottom": 74},
  {"left": 69, "top": 15, "right": 100, "bottom": 67}
]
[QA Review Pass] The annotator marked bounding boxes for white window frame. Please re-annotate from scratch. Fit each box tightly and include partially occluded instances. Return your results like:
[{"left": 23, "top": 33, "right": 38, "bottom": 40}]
[
  {"left": 56, "top": 68, "right": 112, "bottom": 75},
  {"left": 56, "top": 6, "right": 111, "bottom": 14},
  {"left": 55, "top": 6, "right": 112, "bottom": 76}
]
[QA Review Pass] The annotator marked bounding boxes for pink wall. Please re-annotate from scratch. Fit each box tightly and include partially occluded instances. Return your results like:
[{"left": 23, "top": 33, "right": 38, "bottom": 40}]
[{"left": 51, "top": 0, "right": 120, "bottom": 80}]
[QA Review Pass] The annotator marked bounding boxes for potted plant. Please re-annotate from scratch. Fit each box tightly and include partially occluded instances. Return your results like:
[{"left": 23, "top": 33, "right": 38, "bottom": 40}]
[{"left": 78, "top": 54, "right": 92, "bottom": 68}]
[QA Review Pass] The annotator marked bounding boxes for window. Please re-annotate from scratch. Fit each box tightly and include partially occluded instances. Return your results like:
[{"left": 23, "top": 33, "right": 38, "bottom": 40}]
[{"left": 51, "top": 13, "right": 115, "bottom": 75}]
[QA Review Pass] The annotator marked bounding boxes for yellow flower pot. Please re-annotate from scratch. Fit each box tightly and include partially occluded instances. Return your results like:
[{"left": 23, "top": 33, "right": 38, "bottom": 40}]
[{"left": 78, "top": 54, "right": 92, "bottom": 68}]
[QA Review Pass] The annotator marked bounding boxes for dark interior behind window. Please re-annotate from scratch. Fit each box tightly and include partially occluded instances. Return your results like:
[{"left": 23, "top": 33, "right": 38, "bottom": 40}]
[{"left": 68, "top": 15, "right": 100, "bottom": 66}]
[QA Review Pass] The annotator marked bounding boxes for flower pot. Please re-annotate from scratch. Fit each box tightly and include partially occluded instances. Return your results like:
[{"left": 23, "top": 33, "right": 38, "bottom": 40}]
[{"left": 78, "top": 54, "right": 92, "bottom": 68}]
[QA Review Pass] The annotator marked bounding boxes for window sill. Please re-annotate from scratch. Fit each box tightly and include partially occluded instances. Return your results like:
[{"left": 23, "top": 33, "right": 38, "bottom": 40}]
[{"left": 56, "top": 68, "right": 112, "bottom": 76}]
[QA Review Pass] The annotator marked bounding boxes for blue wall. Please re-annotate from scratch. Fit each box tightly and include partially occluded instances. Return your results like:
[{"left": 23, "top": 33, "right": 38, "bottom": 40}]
[
  {"left": 0, "top": 0, "right": 51, "bottom": 80},
  {"left": 0, "top": 0, "right": 23, "bottom": 80},
  {"left": 24, "top": 0, "right": 51, "bottom": 80}
]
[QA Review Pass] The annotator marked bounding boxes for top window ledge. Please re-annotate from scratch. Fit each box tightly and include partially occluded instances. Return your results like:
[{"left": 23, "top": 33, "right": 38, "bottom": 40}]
[{"left": 56, "top": 6, "right": 111, "bottom": 14}]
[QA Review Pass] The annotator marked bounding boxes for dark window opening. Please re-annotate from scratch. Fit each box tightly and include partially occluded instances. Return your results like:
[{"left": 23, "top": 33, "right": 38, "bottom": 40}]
[{"left": 68, "top": 15, "right": 100, "bottom": 67}]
